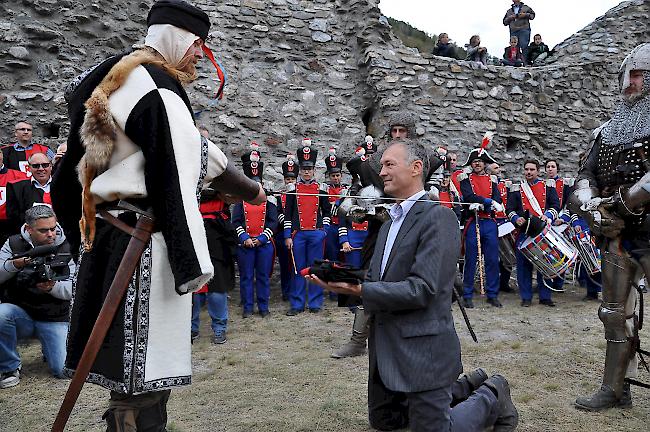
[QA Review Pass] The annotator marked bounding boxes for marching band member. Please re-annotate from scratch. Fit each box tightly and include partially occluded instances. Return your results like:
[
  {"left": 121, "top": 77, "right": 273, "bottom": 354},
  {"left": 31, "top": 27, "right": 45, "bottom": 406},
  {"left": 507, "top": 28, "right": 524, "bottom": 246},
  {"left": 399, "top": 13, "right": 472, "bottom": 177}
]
[
  {"left": 324, "top": 147, "right": 347, "bottom": 300},
  {"left": 506, "top": 159, "right": 560, "bottom": 307},
  {"left": 459, "top": 138, "right": 504, "bottom": 308},
  {"left": 232, "top": 145, "right": 278, "bottom": 318},
  {"left": 283, "top": 139, "right": 332, "bottom": 315},
  {"left": 275, "top": 154, "right": 298, "bottom": 301}
]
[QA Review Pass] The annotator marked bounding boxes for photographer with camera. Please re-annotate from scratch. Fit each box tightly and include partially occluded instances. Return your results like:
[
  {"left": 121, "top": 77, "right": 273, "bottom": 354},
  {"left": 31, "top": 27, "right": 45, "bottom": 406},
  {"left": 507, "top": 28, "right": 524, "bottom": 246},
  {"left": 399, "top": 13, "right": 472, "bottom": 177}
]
[{"left": 0, "top": 205, "right": 74, "bottom": 388}]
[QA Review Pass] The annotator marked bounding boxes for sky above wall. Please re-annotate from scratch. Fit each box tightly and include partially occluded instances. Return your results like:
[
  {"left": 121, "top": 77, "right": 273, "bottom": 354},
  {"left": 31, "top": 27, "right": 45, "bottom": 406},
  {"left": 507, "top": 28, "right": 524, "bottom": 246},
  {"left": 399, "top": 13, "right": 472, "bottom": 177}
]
[{"left": 379, "top": 0, "right": 622, "bottom": 57}]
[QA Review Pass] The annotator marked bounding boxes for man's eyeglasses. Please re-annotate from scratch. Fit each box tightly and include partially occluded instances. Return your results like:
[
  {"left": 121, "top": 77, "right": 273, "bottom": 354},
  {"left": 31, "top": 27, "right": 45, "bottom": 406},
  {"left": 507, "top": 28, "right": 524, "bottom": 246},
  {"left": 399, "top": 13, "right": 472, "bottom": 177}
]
[
  {"left": 29, "top": 163, "right": 51, "bottom": 169},
  {"left": 16, "top": 128, "right": 32, "bottom": 132},
  {"left": 36, "top": 227, "right": 57, "bottom": 234}
]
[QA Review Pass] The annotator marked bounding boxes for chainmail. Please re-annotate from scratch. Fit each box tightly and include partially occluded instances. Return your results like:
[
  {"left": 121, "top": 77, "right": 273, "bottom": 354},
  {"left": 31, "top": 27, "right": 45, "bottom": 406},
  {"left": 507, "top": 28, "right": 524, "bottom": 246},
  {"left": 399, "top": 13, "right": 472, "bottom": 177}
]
[{"left": 601, "top": 71, "right": 650, "bottom": 146}]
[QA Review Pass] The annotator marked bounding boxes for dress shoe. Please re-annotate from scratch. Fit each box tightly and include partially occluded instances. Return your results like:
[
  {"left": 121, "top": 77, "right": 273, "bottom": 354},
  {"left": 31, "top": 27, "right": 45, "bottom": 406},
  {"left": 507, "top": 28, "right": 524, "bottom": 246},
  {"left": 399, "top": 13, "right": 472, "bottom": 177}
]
[
  {"left": 539, "top": 299, "right": 556, "bottom": 307},
  {"left": 285, "top": 308, "right": 302, "bottom": 316},
  {"left": 463, "top": 298, "right": 474, "bottom": 308},
  {"left": 487, "top": 298, "right": 503, "bottom": 308},
  {"left": 520, "top": 299, "right": 532, "bottom": 307},
  {"left": 259, "top": 310, "right": 270, "bottom": 318},
  {"left": 575, "top": 383, "right": 632, "bottom": 411},
  {"left": 482, "top": 374, "right": 519, "bottom": 432},
  {"left": 460, "top": 368, "right": 488, "bottom": 392}
]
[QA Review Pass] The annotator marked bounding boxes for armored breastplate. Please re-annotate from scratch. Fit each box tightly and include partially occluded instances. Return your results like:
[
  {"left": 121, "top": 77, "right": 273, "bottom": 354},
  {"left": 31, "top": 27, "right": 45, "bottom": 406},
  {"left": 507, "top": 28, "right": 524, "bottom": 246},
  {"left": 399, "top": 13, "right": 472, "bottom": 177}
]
[{"left": 596, "top": 137, "right": 650, "bottom": 190}]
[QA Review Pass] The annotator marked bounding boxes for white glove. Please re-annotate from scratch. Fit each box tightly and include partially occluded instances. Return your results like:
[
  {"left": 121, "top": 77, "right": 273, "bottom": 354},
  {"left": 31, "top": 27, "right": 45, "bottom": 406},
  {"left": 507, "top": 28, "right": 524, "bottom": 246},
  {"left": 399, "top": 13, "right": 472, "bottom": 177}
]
[
  {"left": 491, "top": 201, "right": 504, "bottom": 213},
  {"left": 427, "top": 186, "right": 440, "bottom": 201},
  {"left": 469, "top": 203, "right": 484, "bottom": 212}
]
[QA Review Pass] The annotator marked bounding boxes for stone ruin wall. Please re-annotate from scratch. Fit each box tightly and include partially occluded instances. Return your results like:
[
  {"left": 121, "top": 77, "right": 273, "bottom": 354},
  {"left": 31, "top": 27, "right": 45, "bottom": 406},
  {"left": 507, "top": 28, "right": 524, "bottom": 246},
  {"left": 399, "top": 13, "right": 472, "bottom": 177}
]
[{"left": 1, "top": 0, "right": 649, "bottom": 186}]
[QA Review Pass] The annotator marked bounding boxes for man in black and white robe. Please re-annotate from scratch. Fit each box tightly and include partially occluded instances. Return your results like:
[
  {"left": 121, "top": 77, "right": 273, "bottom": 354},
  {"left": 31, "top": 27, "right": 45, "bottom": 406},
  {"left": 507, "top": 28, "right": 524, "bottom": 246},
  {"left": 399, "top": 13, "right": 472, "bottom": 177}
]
[{"left": 51, "top": 1, "right": 265, "bottom": 429}]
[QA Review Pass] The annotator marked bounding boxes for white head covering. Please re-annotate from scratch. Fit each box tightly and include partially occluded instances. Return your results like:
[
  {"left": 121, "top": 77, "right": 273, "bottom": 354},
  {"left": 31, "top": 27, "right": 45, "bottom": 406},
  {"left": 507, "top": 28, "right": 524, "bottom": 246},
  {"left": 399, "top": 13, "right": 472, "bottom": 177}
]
[{"left": 144, "top": 24, "right": 199, "bottom": 66}]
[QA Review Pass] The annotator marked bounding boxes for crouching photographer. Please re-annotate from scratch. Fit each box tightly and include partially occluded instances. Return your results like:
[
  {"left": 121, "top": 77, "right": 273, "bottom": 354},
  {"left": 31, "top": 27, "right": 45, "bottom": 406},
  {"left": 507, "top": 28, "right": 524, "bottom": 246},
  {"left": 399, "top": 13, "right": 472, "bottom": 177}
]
[{"left": 0, "top": 205, "right": 74, "bottom": 388}]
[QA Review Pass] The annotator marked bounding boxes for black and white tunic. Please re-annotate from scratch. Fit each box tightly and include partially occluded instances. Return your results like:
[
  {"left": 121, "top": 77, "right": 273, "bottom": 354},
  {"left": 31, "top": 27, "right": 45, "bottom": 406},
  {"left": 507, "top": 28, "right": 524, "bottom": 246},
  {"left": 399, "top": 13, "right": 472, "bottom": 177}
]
[{"left": 56, "top": 56, "right": 229, "bottom": 394}]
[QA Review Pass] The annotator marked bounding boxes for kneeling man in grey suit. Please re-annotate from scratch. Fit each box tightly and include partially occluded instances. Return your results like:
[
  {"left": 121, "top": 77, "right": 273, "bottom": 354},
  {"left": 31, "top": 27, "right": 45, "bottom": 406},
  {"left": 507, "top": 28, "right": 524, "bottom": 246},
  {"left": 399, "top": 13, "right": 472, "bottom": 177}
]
[{"left": 308, "top": 139, "right": 518, "bottom": 431}]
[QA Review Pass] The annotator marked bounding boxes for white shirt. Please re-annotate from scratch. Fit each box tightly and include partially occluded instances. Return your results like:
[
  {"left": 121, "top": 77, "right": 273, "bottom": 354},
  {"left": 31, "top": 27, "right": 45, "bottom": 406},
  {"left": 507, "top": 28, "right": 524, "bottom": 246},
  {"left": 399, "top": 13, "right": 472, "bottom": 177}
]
[
  {"left": 31, "top": 176, "right": 52, "bottom": 193},
  {"left": 380, "top": 190, "right": 426, "bottom": 278}
]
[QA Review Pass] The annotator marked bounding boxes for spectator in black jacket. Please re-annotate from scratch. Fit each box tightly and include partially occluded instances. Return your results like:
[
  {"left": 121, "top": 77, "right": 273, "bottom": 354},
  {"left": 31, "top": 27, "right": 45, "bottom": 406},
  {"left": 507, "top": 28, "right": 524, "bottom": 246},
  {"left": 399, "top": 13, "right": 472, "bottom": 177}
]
[
  {"left": 432, "top": 33, "right": 457, "bottom": 59},
  {"left": 527, "top": 33, "right": 550, "bottom": 65},
  {"left": 0, "top": 206, "right": 75, "bottom": 388},
  {"left": 6, "top": 152, "right": 52, "bottom": 231}
]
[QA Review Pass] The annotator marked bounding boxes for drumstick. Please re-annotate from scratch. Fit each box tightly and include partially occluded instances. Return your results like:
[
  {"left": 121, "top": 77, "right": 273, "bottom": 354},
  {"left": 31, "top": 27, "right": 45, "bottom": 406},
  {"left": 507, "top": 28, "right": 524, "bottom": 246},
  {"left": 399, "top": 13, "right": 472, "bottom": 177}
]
[
  {"left": 340, "top": 247, "right": 362, "bottom": 252},
  {"left": 289, "top": 244, "right": 298, "bottom": 275}
]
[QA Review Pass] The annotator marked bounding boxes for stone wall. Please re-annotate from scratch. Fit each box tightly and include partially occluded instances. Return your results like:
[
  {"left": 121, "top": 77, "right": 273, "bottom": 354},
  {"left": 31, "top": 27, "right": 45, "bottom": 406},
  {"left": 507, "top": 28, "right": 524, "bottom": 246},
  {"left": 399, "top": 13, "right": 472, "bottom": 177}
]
[{"left": 0, "top": 0, "right": 648, "bottom": 184}]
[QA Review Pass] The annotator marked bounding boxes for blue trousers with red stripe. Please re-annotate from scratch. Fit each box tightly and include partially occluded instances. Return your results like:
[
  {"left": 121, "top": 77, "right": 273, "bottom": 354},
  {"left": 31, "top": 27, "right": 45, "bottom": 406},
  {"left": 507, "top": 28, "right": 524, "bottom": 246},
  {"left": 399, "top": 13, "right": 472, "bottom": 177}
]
[
  {"left": 463, "top": 218, "right": 500, "bottom": 299},
  {"left": 291, "top": 229, "right": 327, "bottom": 311},
  {"left": 515, "top": 233, "right": 552, "bottom": 302},
  {"left": 237, "top": 242, "right": 274, "bottom": 314}
]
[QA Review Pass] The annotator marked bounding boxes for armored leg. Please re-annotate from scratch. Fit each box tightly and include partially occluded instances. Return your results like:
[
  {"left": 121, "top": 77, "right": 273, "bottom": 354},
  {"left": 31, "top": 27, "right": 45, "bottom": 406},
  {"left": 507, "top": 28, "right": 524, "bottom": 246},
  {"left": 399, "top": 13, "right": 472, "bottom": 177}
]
[
  {"left": 331, "top": 307, "right": 368, "bottom": 359},
  {"left": 576, "top": 244, "right": 635, "bottom": 411}
]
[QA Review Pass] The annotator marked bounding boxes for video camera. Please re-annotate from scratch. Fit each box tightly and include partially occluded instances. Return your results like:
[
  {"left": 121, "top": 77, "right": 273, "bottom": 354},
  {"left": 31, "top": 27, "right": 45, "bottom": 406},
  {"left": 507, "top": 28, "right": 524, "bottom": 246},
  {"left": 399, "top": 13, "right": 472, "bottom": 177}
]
[
  {"left": 13, "top": 244, "right": 71, "bottom": 285},
  {"left": 300, "top": 260, "right": 366, "bottom": 284}
]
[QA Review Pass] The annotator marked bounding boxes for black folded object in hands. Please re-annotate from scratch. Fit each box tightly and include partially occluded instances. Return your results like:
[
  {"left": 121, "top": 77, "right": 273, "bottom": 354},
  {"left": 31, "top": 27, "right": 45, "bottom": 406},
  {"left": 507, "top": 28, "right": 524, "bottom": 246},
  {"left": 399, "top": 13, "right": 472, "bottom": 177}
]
[{"left": 300, "top": 260, "right": 366, "bottom": 284}]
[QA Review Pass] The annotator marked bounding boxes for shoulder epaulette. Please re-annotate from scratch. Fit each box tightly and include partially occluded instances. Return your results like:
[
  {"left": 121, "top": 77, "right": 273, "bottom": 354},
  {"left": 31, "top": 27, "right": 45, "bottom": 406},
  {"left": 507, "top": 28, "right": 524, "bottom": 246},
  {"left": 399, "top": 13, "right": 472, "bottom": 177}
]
[
  {"left": 505, "top": 180, "right": 512, "bottom": 187},
  {"left": 564, "top": 177, "right": 575, "bottom": 187},
  {"left": 457, "top": 172, "right": 468, "bottom": 182},
  {"left": 267, "top": 195, "right": 277, "bottom": 206},
  {"left": 509, "top": 183, "right": 520, "bottom": 192},
  {"left": 490, "top": 175, "right": 498, "bottom": 183},
  {"left": 545, "top": 179, "right": 556, "bottom": 187},
  {"left": 286, "top": 183, "right": 296, "bottom": 192}
]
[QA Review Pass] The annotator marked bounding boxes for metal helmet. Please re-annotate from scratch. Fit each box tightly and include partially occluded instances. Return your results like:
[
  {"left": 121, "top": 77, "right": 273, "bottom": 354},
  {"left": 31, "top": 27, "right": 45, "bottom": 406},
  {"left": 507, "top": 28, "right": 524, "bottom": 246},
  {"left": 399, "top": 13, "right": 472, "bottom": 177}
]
[{"left": 618, "top": 43, "right": 650, "bottom": 94}]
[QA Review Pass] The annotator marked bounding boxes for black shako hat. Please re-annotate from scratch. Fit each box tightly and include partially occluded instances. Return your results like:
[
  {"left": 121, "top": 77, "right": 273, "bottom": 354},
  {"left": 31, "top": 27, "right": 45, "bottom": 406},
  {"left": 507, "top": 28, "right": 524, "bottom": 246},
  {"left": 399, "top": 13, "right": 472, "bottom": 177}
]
[
  {"left": 241, "top": 150, "right": 264, "bottom": 181},
  {"left": 147, "top": 0, "right": 211, "bottom": 41},
  {"left": 325, "top": 148, "right": 343, "bottom": 174},
  {"left": 297, "top": 138, "right": 317, "bottom": 168},
  {"left": 282, "top": 155, "right": 298, "bottom": 178}
]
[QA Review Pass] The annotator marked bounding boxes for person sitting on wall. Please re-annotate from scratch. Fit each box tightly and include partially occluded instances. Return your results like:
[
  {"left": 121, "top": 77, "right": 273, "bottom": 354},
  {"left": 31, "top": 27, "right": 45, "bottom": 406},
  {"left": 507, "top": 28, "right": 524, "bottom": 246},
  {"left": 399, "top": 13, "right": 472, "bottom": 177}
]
[
  {"left": 432, "top": 33, "right": 458, "bottom": 59},
  {"left": 501, "top": 36, "right": 525, "bottom": 67},
  {"left": 465, "top": 35, "right": 488, "bottom": 66},
  {"left": 527, "top": 33, "right": 551, "bottom": 65}
]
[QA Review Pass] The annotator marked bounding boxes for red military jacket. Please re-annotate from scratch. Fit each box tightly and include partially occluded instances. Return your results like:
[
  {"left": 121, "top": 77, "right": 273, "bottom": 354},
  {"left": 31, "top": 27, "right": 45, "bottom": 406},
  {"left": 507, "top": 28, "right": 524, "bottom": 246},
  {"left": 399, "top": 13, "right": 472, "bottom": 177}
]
[
  {"left": 451, "top": 169, "right": 463, "bottom": 197},
  {"left": 351, "top": 220, "right": 368, "bottom": 231},
  {"left": 467, "top": 173, "right": 494, "bottom": 219},
  {"left": 327, "top": 184, "right": 345, "bottom": 225},
  {"left": 520, "top": 181, "right": 547, "bottom": 217},
  {"left": 495, "top": 180, "right": 509, "bottom": 219},
  {"left": 296, "top": 182, "right": 320, "bottom": 230},
  {"left": 0, "top": 168, "right": 28, "bottom": 220},
  {"left": 243, "top": 201, "right": 267, "bottom": 237}
]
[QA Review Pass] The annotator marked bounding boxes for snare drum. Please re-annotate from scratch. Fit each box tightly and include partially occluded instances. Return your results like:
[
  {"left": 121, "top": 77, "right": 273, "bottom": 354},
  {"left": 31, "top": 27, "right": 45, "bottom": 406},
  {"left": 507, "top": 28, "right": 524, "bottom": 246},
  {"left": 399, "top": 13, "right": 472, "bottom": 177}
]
[
  {"left": 518, "top": 225, "right": 578, "bottom": 279},
  {"left": 498, "top": 222, "right": 517, "bottom": 271},
  {"left": 569, "top": 227, "right": 601, "bottom": 275}
]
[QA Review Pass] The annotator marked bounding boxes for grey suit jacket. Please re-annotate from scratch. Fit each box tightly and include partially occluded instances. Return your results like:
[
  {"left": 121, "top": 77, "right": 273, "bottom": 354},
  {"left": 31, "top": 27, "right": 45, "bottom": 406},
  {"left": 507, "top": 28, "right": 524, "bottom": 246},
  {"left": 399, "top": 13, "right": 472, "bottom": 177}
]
[{"left": 362, "top": 200, "right": 462, "bottom": 393}]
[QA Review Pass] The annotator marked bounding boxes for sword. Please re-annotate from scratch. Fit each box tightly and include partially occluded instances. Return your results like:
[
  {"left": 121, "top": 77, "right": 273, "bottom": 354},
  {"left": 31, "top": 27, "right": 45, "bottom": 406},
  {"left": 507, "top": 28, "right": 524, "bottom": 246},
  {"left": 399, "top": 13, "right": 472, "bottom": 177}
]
[
  {"left": 289, "top": 243, "right": 298, "bottom": 275},
  {"left": 52, "top": 202, "right": 155, "bottom": 432},
  {"left": 453, "top": 282, "right": 478, "bottom": 343}
]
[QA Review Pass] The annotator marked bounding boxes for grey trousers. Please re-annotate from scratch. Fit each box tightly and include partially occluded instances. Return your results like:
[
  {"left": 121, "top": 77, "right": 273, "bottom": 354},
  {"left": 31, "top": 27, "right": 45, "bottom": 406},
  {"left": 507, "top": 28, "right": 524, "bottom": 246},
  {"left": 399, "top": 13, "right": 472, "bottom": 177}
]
[{"left": 368, "top": 365, "right": 498, "bottom": 432}]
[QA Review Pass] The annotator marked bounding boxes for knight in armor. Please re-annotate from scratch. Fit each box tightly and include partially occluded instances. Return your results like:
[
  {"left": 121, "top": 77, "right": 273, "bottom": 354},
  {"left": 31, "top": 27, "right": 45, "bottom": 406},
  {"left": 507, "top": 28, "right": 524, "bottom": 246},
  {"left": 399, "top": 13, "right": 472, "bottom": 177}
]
[
  {"left": 284, "top": 138, "right": 332, "bottom": 315},
  {"left": 458, "top": 143, "right": 504, "bottom": 308},
  {"left": 506, "top": 159, "right": 560, "bottom": 307},
  {"left": 232, "top": 144, "right": 278, "bottom": 318},
  {"left": 275, "top": 154, "right": 298, "bottom": 301},
  {"left": 323, "top": 147, "right": 347, "bottom": 300},
  {"left": 570, "top": 43, "right": 650, "bottom": 411}
]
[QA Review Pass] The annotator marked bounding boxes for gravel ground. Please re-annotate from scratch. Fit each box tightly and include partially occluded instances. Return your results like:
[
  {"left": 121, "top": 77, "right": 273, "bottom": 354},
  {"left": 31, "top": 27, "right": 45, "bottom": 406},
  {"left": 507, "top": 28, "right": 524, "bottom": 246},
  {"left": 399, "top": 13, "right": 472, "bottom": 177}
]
[{"left": 1, "top": 279, "right": 648, "bottom": 431}]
